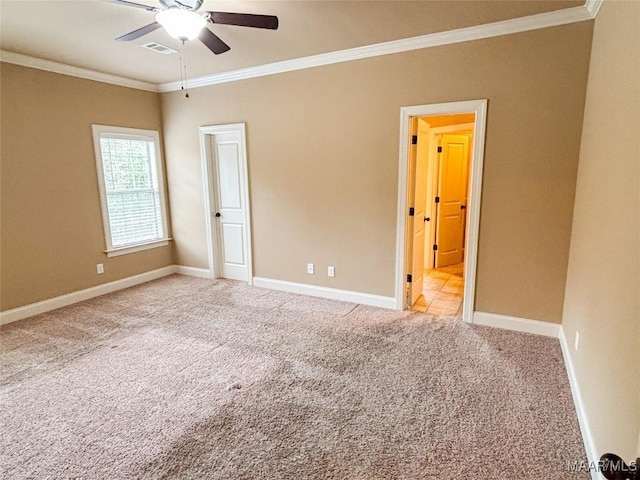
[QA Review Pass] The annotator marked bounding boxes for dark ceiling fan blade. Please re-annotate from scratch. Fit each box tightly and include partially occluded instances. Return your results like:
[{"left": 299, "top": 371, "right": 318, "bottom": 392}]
[
  {"left": 198, "top": 28, "right": 231, "bottom": 55},
  {"left": 206, "top": 12, "right": 279, "bottom": 30},
  {"left": 116, "top": 22, "right": 162, "bottom": 41},
  {"left": 103, "top": 0, "right": 159, "bottom": 12}
]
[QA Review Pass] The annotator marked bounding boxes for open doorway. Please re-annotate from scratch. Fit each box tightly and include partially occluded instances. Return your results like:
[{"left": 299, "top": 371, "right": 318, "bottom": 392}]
[
  {"left": 394, "top": 100, "right": 487, "bottom": 322},
  {"left": 418, "top": 117, "right": 473, "bottom": 316}
]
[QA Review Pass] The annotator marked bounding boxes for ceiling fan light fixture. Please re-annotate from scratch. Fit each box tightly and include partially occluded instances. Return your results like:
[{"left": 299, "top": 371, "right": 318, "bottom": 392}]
[{"left": 156, "top": 8, "right": 206, "bottom": 41}]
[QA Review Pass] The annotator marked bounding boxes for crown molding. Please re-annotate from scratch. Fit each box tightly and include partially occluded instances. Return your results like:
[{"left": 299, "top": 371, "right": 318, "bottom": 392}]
[
  {"left": 0, "top": 50, "right": 158, "bottom": 92},
  {"left": 584, "top": 0, "right": 604, "bottom": 18},
  {"left": 157, "top": 3, "right": 595, "bottom": 92},
  {"left": 1, "top": 1, "right": 601, "bottom": 94}
]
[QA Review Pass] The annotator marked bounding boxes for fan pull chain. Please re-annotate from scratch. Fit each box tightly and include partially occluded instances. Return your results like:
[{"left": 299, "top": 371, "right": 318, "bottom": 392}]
[
  {"left": 183, "top": 60, "right": 189, "bottom": 99},
  {"left": 178, "top": 43, "right": 189, "bottom": 99}
]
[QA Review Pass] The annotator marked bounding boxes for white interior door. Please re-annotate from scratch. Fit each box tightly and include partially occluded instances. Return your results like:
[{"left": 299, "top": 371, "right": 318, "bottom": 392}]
[
  {"left": 435, "top": 134, "right": 469, "bottom": 267},
  {"left": 423, "top": 128, "right": 438, "bottom": 270},
  {"left": 410, "top": 119, "right": 430, "bottom": 304},
  {"left": 206, "top": 126, "right": 252, "bottom": 282}
]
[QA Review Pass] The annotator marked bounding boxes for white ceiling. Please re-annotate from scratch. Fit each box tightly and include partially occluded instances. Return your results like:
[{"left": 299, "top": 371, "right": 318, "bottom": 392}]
[{"left": 0, "top": 0, "right": 584, "bottom": 85}]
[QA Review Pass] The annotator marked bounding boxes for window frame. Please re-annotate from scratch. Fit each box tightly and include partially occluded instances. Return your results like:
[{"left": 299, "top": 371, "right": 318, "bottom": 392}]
[{"left": 91, "top": 124, "right": 170, "bottom": 258}]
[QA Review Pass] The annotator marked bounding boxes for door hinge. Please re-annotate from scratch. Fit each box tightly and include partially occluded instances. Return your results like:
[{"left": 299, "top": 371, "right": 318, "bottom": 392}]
[
  {"left": 433, "top": 244, "right": 438, "bottom": 251},
  {"left": 437, "top": 146, "right": 442, "bottom": 153},
  {"left": 411, "top": 135, "right": 418, "bottom": 145},
  {"left": 435, "top": 196, "right": 440, "bottom": 203},
  {"left": 409, "top": 207, "right": 415, "bottom": 216},
  {"left": 407, "top": 274, "right": 412, "bottom": 283}
]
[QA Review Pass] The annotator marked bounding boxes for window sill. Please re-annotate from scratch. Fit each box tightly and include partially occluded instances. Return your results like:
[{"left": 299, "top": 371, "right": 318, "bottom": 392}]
[{"left": 105, "top": 238, "right": 172, "bottom": 258}]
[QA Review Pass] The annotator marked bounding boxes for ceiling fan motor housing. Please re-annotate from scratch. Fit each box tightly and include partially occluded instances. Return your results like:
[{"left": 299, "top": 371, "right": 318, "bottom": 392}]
[
  {"left": 114, "top": 0, "right": 279, "bottom": 55},
  {"left": 159, "top": 0, "right": 203, "bottom": 11}
]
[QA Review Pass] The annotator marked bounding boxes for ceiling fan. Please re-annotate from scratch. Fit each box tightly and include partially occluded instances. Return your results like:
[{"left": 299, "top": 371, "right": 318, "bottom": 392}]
[{"left": 106, "top": 0, "right": 279, "bottom": 55}]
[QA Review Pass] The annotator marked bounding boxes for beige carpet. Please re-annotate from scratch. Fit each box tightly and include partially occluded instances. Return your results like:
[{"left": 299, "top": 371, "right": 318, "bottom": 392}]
[{"left": 0, "top": 275, "right": 587, "bottom": 479}]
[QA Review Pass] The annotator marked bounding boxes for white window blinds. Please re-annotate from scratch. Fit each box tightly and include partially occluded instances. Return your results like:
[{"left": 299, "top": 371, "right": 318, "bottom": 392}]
[{"left": 92, "top": 126, "right": 168, "bottom": 256}]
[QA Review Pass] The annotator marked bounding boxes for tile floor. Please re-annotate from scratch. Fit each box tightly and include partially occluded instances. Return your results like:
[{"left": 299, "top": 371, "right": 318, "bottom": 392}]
[{"left": 412, "top": 263, "right": 464, "bottom": 317}]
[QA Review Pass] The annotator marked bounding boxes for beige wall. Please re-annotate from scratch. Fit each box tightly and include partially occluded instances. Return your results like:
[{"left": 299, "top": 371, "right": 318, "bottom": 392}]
[
  {"left": 0, "top": 63, "right": 172, "bottom": 311},
  {"left": 562, "top": 1, "right": 640, "bottom": 461},
  {"left": 162, "top": 22, "right": 593, "bottom": 323}
]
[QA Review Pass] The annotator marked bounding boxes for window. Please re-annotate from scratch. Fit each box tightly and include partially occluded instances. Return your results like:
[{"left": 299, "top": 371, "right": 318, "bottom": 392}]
[{"left": 92, "top": 125, "right": 169, "bottom": 257}]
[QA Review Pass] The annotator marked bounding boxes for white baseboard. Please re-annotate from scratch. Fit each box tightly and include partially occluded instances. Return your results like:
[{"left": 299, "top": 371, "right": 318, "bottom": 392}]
[
  {"left": 0, "top": 266, "right": 177, "bottom": 326},
  {"left": 472, "top": 311, "right": 561, "bottom": 337},
  {"left": 252, "top": 277, "right": 396, "bottom": 309},
  {"left": 559, "top": 327, "right": 601, "bottom": 480},
  {"left": 174, "top": 265, "right": 212, "bottom": 279}
]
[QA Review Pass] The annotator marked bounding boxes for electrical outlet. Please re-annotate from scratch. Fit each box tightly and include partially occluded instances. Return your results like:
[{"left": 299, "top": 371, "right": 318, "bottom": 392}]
[
  {"left": 574, "top": 331, "right": 580, "bottom": 352},
  {"left": 96, "top": 263, "right": 104, "bottom": 275},
  {"left": 328, "top": 266, "right": 335, "bottom": 277},
  {"left": 306, "top": 263, "right": 314, "bottom": 275}
]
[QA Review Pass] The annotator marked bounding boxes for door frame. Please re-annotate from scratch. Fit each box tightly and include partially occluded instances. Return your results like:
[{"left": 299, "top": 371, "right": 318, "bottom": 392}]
[
  {"left": 199, "top": 123, "right": 253, "bottom": 284},
  {"left": 394, "top": 100, "right": 487, "bottom": 321}
]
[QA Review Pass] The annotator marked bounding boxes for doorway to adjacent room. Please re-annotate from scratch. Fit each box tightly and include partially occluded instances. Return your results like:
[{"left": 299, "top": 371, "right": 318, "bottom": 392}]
[{"left": 395, "top": 100, "right": 487, "bottom": 322}]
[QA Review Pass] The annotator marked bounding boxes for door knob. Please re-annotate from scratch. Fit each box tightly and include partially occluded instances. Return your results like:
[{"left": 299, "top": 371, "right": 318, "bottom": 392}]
[
  {"left": 424, "top": 217, "right": 431, "bottom": 222},
  {"left": 460, "top": 205, "right": 467, "bottom": 210},
  {"left": 215, "top": 212, "right": 221, "bottom": 218}
]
